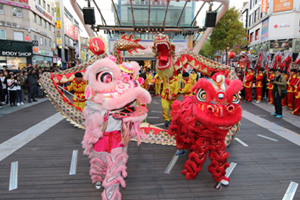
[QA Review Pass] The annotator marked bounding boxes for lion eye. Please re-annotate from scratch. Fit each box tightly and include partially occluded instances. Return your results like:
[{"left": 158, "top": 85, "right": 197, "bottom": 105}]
[
  {"left": 196, "top": 89, "right": 207, "bottom": 102},
  {"left": 96, "top": 71, "right": 113, "bottom": 83},
  {"left": 232, "top": 94, "right": 240, "bottom": 104}
]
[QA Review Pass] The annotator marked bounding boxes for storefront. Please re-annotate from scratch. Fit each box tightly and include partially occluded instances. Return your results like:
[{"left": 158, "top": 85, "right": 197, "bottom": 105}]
[
  {"left": 32, "top": 47, "right": 54, "bottom": 67},
  {"left": 0, "top": 40, "right": 32, "bottom": 70}
]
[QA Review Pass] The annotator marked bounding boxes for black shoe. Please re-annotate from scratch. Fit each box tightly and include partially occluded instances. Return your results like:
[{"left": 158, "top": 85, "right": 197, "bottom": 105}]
[
  {"left": 176, "top": 149, "right": 185, "bottom": 156},
  {"left": 165, "top": 120, "right": 170, "bottom": 127},
  {"left": 10, "top": 105, "right": 13, "bottom": 107},
  {"left": 28, "top": 101, "right": 32, "bottom": 103},
  {"left": 33, "top": 100, "right": 37, "bottom": 102}
]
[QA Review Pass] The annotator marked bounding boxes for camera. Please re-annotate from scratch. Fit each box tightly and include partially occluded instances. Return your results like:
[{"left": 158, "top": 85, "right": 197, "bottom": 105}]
[{"left": 270, "top": 78, "right": 276, "bottom": 82}]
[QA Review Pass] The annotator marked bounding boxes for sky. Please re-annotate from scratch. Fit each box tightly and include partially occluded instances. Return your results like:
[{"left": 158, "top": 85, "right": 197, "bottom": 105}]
[{"left": 65, "top": 0, "right": 249, "bottom": 38}]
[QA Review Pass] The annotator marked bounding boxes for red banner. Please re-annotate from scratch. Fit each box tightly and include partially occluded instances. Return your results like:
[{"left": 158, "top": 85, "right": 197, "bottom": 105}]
[
  {"left": 64, "top": 16, "right": 74, "bottom": 39},
  {"left": 261, "top": 0, "right": 268, "bottom": 13},
  {"left": 74, "top": 26, "right": 78, "bottom": 41}
]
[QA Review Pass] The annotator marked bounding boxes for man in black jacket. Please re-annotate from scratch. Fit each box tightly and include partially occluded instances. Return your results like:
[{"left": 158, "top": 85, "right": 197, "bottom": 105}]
[
  {"left": 27, "top": 66, "right": 38, "bottom": 103},
  {"left": 271, "top": 69, "right": 287, "bottom": 118}
]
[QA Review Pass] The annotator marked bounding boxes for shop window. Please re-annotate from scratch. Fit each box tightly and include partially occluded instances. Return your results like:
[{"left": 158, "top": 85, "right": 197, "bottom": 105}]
[
  {"left": 44, "top": 20, "right": 47, "bottom": 28},
  {"left": 40, "top": 37, "right": 43, "bottom": 46},
  {"left": 250, "top": 32, "right": 253, "bottom": 42},
  {"left": 47, "top": 4, "right": 50, "bottom": 13},
  {"left": 255, "top": 29, "right": 260, "bottom": 40},
  {"left": 14, "top": 31, "right": 24, "bottom": 41},
  {"left": 12, "top": 7, "right": 22, "bottom": 17},
  {"left": 0, "top": 29, "right": 6, "bottom": 39},
  {"left": 0, "top": 4, "right": 4, "bottom": 15},
  {"left": 33, "top": 14, "right": 36, "bottom": 22},
  {"left": 43, "top": 0, "right": 46, "bottom": 9}
]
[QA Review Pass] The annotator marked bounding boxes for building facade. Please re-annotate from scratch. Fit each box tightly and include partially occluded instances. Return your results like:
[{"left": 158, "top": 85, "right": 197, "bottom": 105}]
[
  {"left": 0, "top": 0, "right": 56, "bottom": 69},
  {"left": 246, "top": 0, "right": 300, "bottom": 58}
]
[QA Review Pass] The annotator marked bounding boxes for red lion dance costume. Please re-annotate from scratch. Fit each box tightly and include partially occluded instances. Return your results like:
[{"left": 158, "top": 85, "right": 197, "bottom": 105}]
[
  {"left": 82, "top": 56, "right": 151, "bottom": 200},
  {"left": 169, "top": 72, "right": 243, "bottom": 185}
]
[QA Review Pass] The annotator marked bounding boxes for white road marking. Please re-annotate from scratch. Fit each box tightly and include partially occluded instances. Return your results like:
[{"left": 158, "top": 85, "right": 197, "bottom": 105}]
[
  {"left": 153, "top": 102, "right": 159, "bottom": 104},
  {"left": 257, "top": 134, "right": 278, "bottom": 142},
  {"left": 151, "top": 110, "right": 162, "bottom": 113},
  {"left": 0, "top": 113, "right": 63, "bottom": 162},
  {"left": 9, "top": 161, "right": 18, "bottom": 191},
  {"left": 243, "top": 111, "right": 300, "bottom": 146},
  {"left": 153, "top": 123, "right": 165, "bottom": 126},
  {"left": 69, "top": 150, "right": 78, "bottom": 175},
  {"left": 148, "top": 116, "right": 160, "bottom": 119},
  {"left": 234, "top": 138, "right": 249, "bottom": 147},
  {"left": 282, "top": 181, "right": 298, "bottom": 200}
]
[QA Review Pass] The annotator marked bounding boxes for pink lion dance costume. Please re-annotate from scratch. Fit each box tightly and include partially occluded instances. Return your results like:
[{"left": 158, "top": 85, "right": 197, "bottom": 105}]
[
  {"left": 169, "top": 72, "right": 243, "bottom": 185},
  {"left": 82, "top": 56, "right": 151, "bottom": 200}
]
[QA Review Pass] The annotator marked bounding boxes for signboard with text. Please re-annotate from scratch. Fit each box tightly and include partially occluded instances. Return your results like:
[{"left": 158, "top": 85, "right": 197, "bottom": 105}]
[
  {"left": 64, "top": 16, "right": 74, "bottom": 40},
  {"left": 261, "top": 0, "right": 268, "bottom": 13},
  {"left": 261, "top": 18, "right": 269, "bottom": 41},
  {"left": 0, "top": 0, "right": 30, "bottom": 9},
  {"left": 74, "top": 26, "right": 78, "bottom": 41},
  {"left": 56, "top": 2, "right": 61, "bottom": 18},
  {"left": 273, "top": 0, "right": 293, "bottom": 13},
  {"left": 270, "top": 39, "right": 292, "bottom": 51},
  {"left": 56, "top": 20, "right": 61, "bottom": 29}
]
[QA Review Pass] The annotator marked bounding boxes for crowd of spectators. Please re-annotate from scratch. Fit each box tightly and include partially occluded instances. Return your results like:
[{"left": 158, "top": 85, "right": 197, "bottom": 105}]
[{"left": 0, "top": 64, "right": 59, "bottom": 108}]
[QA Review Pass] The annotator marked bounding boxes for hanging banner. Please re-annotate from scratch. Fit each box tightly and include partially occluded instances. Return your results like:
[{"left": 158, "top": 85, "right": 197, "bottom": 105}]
[
  {"left": 261, "top": 0, "right": 268, "bottom": 13},
  {"left": 273, "top": 0, "right": 293, "bottom": 13},
  {"left": 55, "top": 2, "right": 61, "bottom": 18},
  {"left": 261, "top": 18, "right": 269, "bottom": 41},
  {"left": 56, "top": 20, "right": 61, "bottom": 29},
  {"left": 57, "top": 37, "right": 62, "bottom": 45},
  {"left": 64, "top": 16, "right": 74, "bottom": 40}
]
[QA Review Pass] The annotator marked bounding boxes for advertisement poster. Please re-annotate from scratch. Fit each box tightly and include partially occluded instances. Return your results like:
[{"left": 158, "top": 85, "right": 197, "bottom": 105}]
[
  {"left": 64, "top": 16, "right": 74, "bottom": 39},
  {"left": 270, "top": 39, "right": 292, "bottom": 51},
  {"left": 273, "top": 0, "right": 293, "bottom": 13},
  {"left": 57, "top": 37, "right": 62, "bottom": 44},
  {"left": 261, "top": 18, "right": 269, "bottom": 41},
  {"left": 261, "top": 0, "right": 268, "bottom": 13},
  {"left": 56, "top": 20, "right": 61, "bottom": 29},
  {"left": 56, "top": 2, "right": 60, "bottom": 18}
]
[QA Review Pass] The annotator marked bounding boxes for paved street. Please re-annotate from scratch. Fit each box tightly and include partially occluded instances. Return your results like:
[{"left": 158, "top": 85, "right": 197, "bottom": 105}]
[{"left": 0, "top": 97, "right": 300, "bottom": 200}]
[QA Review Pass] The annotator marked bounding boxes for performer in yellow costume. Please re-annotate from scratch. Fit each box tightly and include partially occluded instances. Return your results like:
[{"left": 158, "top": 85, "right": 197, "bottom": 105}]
[
  {"left": 154, "top": 74, "right": 161, "bottom": 95},
  {"left": 161, "top": 76, "right": 179, "bottom": 127},
  {"left": 180, "top": 72, "right": 193, "bottom": 96},
  {"left": 190, "top": 70, "right": 198, "bottom": 85},
  {"left": 64, "top": 72, "right": 87, "bottom": 111},
  {"left": 146, "top": 69, "right": 153, "bottom": 89}
]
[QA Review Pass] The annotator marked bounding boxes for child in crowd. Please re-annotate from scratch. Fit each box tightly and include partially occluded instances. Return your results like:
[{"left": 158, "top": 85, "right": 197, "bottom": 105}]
[
  {"left": 7, "top": 74, "right": 17, "bottom": 107},
  {"left": 15, "top": 75, "right": 24, "bottom": 106}
]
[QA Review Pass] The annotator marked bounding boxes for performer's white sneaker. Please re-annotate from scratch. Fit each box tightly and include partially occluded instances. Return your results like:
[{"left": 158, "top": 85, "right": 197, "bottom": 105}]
[
  {"left": 95, "top": 182, "right": 101, "bottom": 189},
  {"left": 220, "top": 179, "right": 229, "bottom": 185}
]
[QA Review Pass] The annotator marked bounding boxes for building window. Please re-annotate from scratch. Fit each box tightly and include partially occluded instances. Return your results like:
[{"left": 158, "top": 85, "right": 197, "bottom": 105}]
[
  {"left": 0, "top": 4, "right": 4, "bottom": 15},
  {"left": 0, "top": 29, "right": 6, "bottom": 39},
  {"left": 250, "top": 32, "right": 253, "bottom": 42},
  {"left": 43, "top": 0, "right": 46, "bottom": 9},
  {"left": 38, "top": 0, "right": 41, "bottom": 5},
  {"left": 12, "top": 7, "right": 22, "bottom": 17},
  {"left": 14, "top": 31, "right": 24, "bottom": 41},
  {"left": 255, "top": 29, "right": 260, "bottom": 40},
  {"left": 47, "top": 4, "right": 50, "bottom": 13},
  {"left": 256, "top": 8, "right": 260, "bottom": 22},
  {"left": 34, "top": 35, "right": 37, "bottom": 41},
  {"left": 44, "top": 20, "right": 47, "bottom": 28},
  {"left": 45, "top": 38, "right": 48, "bottom": 47},
  {"left": 52, "top": 8, "right": 54, "bottom": 16},
  {"left": 53, "top": 42, "right": 55, "bottom": 49},
  {"left": 249, "top": 15, "right": 252, "bottom": 27},
  {"left": 48, "top": 23, "right": 51, "bottom": 31},
  {"left": 39, "top": 17, "right": 42, "bottom": 25},
  {"left": 33, "top": 14, "right": 36, "bottom": 22},
  {"left": 40, "top": 37, "right": 43, "bottom": 46}
]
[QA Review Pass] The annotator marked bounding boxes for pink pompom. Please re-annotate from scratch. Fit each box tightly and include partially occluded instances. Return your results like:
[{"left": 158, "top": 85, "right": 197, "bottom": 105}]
[{"left": 108, "top": 55, "right": 117, "bottom": 63}]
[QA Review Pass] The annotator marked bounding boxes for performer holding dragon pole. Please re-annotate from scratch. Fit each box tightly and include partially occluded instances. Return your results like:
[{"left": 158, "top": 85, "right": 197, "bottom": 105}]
[{"left": 152, "top": 34, "right": 179, "bottom": 128}]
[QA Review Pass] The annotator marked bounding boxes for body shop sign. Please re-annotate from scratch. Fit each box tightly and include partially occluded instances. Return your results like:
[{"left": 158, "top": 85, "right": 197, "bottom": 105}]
[
  {"left": 64, "top": 16, "right": 74, "bottom": 39},
  {"left": 1, "top": 51, "right": 32, "bottom": 57}
]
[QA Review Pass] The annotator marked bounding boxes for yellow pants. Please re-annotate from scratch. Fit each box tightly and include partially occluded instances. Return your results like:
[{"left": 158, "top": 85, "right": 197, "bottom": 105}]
[
  {"left": 155, "top": 84, "right": 161, "bottom": 95},
  {"left": 161, "top": 98, "right": 176, "bottom": 121},
  {"left": 74, "top": 101, "right": 86, "bottom": 111}
]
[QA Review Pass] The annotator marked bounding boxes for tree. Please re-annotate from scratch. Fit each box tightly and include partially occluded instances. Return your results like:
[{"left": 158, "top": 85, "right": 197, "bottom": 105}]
[
  {"left": 199, "top": 38, "right": 214, "bottom": 58},
  {"left": 210, "top": 7, "right": 250, "bottom": 55}
]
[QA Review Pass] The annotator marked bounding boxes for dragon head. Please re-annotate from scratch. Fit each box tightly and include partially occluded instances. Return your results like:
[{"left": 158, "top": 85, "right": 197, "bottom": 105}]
[
  {"left": 152, "top": 34, "right": 175, "bottom": 78},
  {"left": 192, "top": 73, "right": 243, "bottom": 132},
  {"left": 84, "top": 56, "right": 151, "bottom": 119}
]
